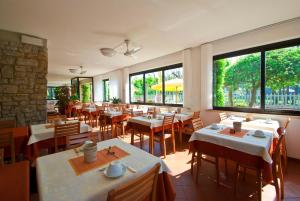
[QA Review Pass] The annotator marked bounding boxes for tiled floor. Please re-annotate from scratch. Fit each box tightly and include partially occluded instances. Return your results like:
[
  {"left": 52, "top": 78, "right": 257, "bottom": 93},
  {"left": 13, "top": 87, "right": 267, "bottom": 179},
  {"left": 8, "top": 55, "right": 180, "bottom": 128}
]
[{"left": 31, "top": 130, "right": 300, "bottom": 201}]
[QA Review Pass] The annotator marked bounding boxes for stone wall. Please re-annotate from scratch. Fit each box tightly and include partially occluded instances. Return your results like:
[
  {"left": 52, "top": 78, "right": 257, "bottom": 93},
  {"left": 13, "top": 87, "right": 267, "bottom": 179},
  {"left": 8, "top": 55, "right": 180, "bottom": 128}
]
[{"left": 0, "top": 30, "right": 47, "bottom": 126}]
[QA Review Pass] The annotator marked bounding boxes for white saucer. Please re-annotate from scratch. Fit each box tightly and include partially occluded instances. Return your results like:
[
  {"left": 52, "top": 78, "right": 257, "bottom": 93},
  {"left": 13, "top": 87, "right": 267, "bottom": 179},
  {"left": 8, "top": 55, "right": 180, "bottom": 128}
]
[{"left": 103, "top": 165, "right": 126, "bottom": 178}]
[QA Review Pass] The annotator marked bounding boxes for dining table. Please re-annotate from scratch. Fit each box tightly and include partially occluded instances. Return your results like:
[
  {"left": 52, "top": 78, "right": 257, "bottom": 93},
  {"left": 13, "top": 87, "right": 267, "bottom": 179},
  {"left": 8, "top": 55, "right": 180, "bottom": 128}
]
[
  {"left": 220, "top": 116, "right": 280, "bottom": 137},
  {"left": 126, "top": 116, "right": 179, "bottom": 154},
  {"left": 36, "top": 138, "right": 175, "bottom": 201},
  {"left": 0, "top": 160, "right": 30, "bottom": 201},
  {"left": 189, "top": 122, "right": 276, "bottom": 201},
  {"left": 28, "top": 121, "right": 91, "bottom": 159}
]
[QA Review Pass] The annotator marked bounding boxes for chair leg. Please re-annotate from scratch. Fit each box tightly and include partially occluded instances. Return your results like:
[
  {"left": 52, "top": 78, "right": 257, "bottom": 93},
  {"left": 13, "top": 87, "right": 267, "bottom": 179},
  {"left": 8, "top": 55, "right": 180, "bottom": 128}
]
[
  {"left": 191, "top": 151, "right": 195, "bottom": 175},
  {"left": 196, "top": 152, "right": 201, "bottom": 184},
  {"left": 242, "top": 167, "right": 246, "bottom": 181},
  {"left": 131, "top": 129, "right": 134, "bottom": 145},
  {"left": 172, "top": 129, "right": 176, "bottom": 153},
  {"left": 162, "top": 136, "right": 166, "bottom": 159}
]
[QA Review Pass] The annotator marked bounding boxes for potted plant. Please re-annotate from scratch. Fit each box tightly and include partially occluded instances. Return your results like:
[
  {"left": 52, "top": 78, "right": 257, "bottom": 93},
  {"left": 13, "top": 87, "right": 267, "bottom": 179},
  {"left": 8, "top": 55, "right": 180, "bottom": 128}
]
[
  {"left": 111, "top": 97, "right": 121, "bottom": 104},
  {"left": 55, "top": 86, "right": 70, "bottom": 115}
]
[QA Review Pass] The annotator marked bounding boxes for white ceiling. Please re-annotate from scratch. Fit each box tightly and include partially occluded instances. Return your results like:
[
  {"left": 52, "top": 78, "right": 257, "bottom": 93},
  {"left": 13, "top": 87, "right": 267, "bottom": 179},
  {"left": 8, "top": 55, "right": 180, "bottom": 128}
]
[{"left": 0, "top": 0, "right": 300, "bottom": 80}]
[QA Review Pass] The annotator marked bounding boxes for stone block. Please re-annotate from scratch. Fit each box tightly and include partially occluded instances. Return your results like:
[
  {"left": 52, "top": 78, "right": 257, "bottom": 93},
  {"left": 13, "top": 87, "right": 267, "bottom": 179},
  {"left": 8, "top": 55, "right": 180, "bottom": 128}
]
[
  {"left": 15, "top": 66, "right": 32, "bottom": 72},
  {"left": 0, "top": 85, "right": 18, "bottom": 93},
  {"left": 1, "top": 65, "right": 14, "bottom": 78},
  {"left": 0, "top": 56, "right": 15, "bottom": 65},
  {"left": 16, "top": 58, "right": 38, "bottom": 66}
]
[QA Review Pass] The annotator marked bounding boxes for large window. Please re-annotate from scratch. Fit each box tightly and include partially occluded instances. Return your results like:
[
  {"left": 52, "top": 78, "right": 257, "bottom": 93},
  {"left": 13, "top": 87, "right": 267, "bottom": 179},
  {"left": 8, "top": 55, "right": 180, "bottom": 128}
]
[
  {"left": 103, "top": 79, "right": 110, "bottom": 102},
  {"left": 130, "top": 63, "right": 183, "bottom": 106},
  {"left": 213, "top": 38, "right": 300, "bottom": 115}
]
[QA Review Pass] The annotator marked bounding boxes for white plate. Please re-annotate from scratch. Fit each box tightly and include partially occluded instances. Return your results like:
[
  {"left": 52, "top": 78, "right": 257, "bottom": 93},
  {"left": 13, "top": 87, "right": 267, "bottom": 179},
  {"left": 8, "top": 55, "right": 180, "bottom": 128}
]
[{"left": 103, "top": 165, "right": 126, "bottom": 178}]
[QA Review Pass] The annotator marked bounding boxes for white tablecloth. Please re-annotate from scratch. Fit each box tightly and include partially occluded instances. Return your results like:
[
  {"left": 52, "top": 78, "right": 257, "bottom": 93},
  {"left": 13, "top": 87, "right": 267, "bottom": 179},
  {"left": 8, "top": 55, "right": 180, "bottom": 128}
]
[
  {"left": 28, "top": 121, "right": 91, "bottom": 145},
  {"left": 161, "top": 112, "right": 193, "bottom": 122},
  {"left": 189, "top": 126, "right": 273, "bottom": 164},
  {"left": 82, "top": 107, "right": 96, "bottom": 112},
  {"left": 36, "top": 138, "right": 170, "bottom": 201},
  {"left": 104, "top": 111, "right": 123, "bottom": 117},
  {"left": 128, "top": 116, "right": 178, "bottom": 129},
  {"left": 221, "top": 117, "right": 280, "bottom": 138}
]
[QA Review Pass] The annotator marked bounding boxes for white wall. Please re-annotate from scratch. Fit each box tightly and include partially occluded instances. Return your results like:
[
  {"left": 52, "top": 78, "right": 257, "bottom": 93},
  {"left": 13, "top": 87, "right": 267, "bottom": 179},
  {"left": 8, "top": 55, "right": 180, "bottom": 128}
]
[{"left": 94, "top": 18, "right": 300, "bottom": 159}]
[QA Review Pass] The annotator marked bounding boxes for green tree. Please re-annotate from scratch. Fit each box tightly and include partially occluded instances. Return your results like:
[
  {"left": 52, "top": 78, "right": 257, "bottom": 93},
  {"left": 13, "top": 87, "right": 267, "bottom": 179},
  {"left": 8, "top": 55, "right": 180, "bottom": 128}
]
[
  {"left": 224, "top": 53, "right": 260, "bottom": 107},
  {"left": 214, "top": 59, "right": 227, "bottom": 106}
]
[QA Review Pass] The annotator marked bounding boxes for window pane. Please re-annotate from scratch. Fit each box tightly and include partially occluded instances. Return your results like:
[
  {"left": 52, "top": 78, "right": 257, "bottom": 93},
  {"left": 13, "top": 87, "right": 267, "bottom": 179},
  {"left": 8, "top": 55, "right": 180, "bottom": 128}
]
[
  {"left": 131, "top": 74, "right": 144, "bottom": 102},
  {"left": 265, "top": 45, "right": 300, "bottom": 111},
  {"left": 103, "top": 80, "right": 110, "bottom": 101},
  {"left": 213, "top": 52, "right": 261, "bottom": 108},
  {"left": 164, "top": 67, "right": 183, "bottom": 104},
  {"left": 145, "top": 71, "right": 163, "bottom": 103}
]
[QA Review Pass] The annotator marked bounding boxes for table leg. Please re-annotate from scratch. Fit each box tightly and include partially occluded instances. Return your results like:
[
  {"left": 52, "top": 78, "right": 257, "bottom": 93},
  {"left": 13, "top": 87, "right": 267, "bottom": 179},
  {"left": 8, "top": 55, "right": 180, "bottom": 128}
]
[
  {"left": 256, "top": 168, "right": 262, "bottom": 201},
  {"left": 179, "top": 124, "right": 183, "bottom": 148},
  {"left": 111, "top": 122, "right": 115, "bottom": 138}
]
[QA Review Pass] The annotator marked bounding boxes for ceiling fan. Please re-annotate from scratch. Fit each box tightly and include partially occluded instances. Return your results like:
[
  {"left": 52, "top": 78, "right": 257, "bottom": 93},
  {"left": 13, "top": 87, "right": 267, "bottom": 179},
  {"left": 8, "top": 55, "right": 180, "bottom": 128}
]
[
  {"left": 100, "top": 39, "right": 142, "bottom": 57},
  {"left": 68, "top": 66, "right": 87, "bottom": 75}
]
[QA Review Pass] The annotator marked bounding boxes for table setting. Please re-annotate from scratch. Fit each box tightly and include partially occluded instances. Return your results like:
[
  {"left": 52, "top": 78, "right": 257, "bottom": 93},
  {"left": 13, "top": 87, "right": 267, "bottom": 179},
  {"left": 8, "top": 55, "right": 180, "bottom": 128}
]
[{"left": 36, "top": 138, "right": 174, "bottom": 201}]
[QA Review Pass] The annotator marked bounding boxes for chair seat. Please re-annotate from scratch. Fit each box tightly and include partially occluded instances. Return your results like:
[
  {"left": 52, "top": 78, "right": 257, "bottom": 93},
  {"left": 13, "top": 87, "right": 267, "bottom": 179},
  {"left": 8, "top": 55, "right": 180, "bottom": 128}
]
[{"left": 154, "top": 132, "right": 172, "bottom": 139}]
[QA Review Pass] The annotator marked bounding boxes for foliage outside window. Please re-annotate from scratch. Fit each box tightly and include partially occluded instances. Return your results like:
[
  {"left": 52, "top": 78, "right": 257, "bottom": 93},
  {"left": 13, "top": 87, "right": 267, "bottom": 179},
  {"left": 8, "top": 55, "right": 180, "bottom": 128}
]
[
  {"left": 103, "top": 79, "right": 110, "bottom": 102},
  {"left": 129, "top": 63, "right": 183, "bottom": 106},
  {"left": 213, "top": 38, "right": 300, "bottom": 115},
  {"left": 47, "top": 87, "right": 58, "bottom": 100},
  {"left": 81, "top": 83, "right": 91, "bottom": 103}
]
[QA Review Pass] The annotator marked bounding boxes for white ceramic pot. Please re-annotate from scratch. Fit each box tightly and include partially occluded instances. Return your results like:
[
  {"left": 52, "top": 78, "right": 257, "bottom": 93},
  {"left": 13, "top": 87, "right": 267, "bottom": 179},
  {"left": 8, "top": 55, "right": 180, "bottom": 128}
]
[
  {"left": 106, "top": 161, "right": 123, "bottom": 177},
  {"left": 83, "top": 143, "right": 97, "bottom": 163}
]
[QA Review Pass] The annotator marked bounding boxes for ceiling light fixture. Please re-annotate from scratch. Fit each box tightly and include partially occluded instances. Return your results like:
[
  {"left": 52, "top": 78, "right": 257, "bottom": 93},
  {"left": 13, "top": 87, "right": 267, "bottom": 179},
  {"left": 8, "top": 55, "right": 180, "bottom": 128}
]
[
  {"left": 100, "top": 39, "right": 142, "bottom": 58},
  {"left": 69, "top": 66, "right": 87, "bottom": 75}
]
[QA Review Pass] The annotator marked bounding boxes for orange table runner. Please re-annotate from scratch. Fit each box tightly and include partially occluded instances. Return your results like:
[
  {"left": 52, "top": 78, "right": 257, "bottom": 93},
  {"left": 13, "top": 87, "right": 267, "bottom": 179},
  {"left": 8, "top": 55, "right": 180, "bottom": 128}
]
[
  {"left": 69, "top": 146, "right": 129, "bottom": 175},
  {"left": 219, "top": 127, "right": 248, "bottom": 138}
]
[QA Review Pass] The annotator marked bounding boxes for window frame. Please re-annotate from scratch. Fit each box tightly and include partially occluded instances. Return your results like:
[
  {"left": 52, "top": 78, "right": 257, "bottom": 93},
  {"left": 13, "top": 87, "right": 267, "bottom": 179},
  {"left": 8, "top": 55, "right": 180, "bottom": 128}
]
[
  {"left": 47, "top": 86, "right": 58, "bottom": 100},
  {"left": 103, "top": 79, "right": 110, "bottom": 102},
  {"left": 212, "top": 37, "right": 300, "bottom": 116},
  {"left": 129, "top": 63, "right": 183, "bottom": 107}
]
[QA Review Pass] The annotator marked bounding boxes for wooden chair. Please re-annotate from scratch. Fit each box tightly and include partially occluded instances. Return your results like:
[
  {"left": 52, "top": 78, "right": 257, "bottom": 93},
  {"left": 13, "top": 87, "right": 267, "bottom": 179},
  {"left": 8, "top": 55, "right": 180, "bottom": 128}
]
[
  {"left": 278, "top": 118, "right": 290, "bottom": 174},
  {"left": 234, "top": 133, "right": 285, "bottom": 201},
  {"left": 153, "top": 115, "right": 176, "bottom": 158},
  {"left": 0, "top": 129, "right": 15, "bottom": 164},
  {"left": 219, "top": 112, "right": 227, "bottom": 121},
  {"left": 0, "top": 119, "right": 16, "bottom": 129},
  {"left": 107, "top": 163, "right": 160, "bottom": 201},
  {"left": 99, "top": 110, "right": 109, "bottom": 139},
  {"left": 182, "top": 117, "right": 204, "bottom": 136},
  {"left": 147, "top": 107, "right": 155, "bottom": 115},
  {"left": 193, "top": 111, "right": 200, "bottom": 119},
  {"left": 54, "top": 122, "right": 80, "bottom": 152}
]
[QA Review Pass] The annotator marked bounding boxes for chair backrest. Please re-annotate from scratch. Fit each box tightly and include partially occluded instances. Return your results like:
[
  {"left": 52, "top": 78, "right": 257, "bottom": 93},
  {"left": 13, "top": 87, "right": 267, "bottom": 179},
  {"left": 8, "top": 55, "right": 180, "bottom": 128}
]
[
  {"left": 147, "top": 107, "right": 155, "bottom": 115},
  {"left": 192, "top": 118, "right": 204, "bottom": 131},
  {"left": 219, "top": 112, "right": 227, "bottom": 121},
  {"left": 54, "top": 122, "right": 80, "bottom": 152},
  {"left": 284, "top": 118, "right": 291, "bottom": 129},
  {"left": 107, "top": 163, "right": 161, "bottom": 201},
  {"left": 193, "top": 111, "right": 200, "bottom": 119},
  {"left": 133, "top": 111, "right": 144, "bottom": 117},
  {"left": 0, "top": 120, "right": 16, "bottom": 129},
  {"left": 272, "top": 132, "right": 285, "bottom": 200},
  {"left": 47, "top": 115, "right": 67, "bottom": 123},
  {"left": 162, "top": 115, "right": 175, "bottom": 132},
  {"left": 0, "top": 129, "right": 15, "bottom": 164}
]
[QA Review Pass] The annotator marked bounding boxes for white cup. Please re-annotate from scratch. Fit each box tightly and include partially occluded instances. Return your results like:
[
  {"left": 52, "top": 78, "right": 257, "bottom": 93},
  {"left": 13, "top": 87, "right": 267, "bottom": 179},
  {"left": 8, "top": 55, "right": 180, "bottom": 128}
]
[
  {"left": 211, "top": 123, "right": 219, "bottom": 129},
  {"left": 106, "top": 161, "right": 123, "bottom": 177}
]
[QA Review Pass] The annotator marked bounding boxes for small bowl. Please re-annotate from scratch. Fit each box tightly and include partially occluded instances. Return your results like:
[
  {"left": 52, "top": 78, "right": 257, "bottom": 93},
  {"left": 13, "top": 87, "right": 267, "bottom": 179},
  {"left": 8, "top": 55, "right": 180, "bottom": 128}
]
[{"left": 211, "top": 123, "right": 219, "bottom": 130}]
